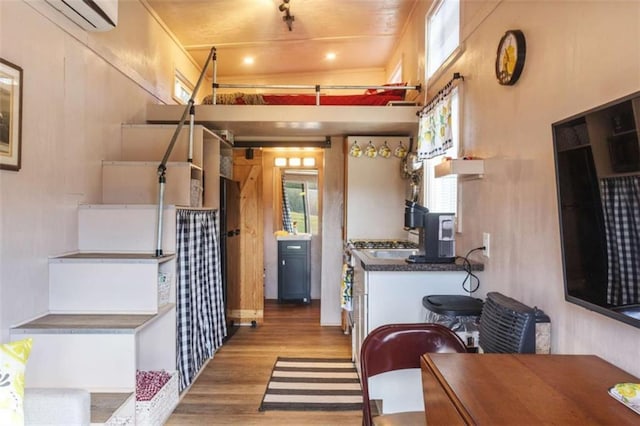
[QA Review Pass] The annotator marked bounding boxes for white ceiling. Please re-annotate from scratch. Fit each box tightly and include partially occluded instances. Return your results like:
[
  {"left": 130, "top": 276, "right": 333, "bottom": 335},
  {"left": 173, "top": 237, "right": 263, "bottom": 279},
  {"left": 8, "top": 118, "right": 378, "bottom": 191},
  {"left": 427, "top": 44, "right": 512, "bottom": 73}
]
[{"left": 147, "top": 0, "right": 420, "bottom": 77}]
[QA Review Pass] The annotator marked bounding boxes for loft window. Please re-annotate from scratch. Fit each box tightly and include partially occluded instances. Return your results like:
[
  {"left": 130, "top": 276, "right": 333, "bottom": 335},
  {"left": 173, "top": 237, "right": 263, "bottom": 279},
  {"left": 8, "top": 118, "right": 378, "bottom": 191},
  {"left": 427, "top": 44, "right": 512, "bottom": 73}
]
[
  {"left": 389, "top": 60, "right": 403, "bottom": 84},
  {"left": 173, "top": 70, "right": 193, "bottom": 105},
  {"left": 426, "top": 0, "right": 460, "bottom": 80}
]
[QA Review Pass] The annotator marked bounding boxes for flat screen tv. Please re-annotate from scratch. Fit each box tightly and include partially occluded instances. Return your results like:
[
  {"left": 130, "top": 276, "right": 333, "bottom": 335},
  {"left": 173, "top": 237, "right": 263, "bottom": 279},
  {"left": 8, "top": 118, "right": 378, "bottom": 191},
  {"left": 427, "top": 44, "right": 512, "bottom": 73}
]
[{"left": 552, "top": 92, "right": 640, "bottom": 328}]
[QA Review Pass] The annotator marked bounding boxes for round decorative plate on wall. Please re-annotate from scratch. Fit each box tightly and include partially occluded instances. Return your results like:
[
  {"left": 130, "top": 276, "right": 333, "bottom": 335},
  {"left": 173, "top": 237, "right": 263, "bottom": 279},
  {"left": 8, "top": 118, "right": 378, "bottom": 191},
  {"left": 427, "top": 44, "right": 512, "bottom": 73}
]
[{"left": 495, "top": 29, "right": 526, "bottom": 85}]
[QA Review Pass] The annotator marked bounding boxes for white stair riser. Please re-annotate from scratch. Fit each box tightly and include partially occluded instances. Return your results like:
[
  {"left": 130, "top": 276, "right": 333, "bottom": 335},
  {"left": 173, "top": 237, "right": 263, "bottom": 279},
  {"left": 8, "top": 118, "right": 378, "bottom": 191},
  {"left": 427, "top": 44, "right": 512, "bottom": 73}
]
[
  {"left": 102, "top": 162, "right": 197, "bottom": 206},
  {"left": 78, "top": 205, "right": 176, "bottom": 253},
  {"left": 50, "top": 262, "right": 160, "bottom": 313},
  {"left": 14, "top": 333, "right": 136, "bottom": 392},
  {"left": 11, "top": 307, "right": 176, "bottom": 393}
]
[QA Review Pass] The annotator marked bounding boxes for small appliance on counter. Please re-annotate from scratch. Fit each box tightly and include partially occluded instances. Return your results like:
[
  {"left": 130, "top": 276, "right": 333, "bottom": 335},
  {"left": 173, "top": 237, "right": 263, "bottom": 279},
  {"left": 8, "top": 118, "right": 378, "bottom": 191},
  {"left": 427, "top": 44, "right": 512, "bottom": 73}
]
[{"left": 404, "top": 200, "right": 455, "bottom": 263}]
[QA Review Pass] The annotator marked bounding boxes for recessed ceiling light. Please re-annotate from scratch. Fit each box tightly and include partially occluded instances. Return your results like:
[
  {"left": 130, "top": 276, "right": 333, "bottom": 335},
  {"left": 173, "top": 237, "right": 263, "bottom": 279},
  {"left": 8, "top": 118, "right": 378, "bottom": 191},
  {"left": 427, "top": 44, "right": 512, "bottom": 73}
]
[
  {"left": 243, "top": 56, "right": 254, "bottom": 65},
  {"left": 326, "top": 52, "right": 336, "bottom": 60}
]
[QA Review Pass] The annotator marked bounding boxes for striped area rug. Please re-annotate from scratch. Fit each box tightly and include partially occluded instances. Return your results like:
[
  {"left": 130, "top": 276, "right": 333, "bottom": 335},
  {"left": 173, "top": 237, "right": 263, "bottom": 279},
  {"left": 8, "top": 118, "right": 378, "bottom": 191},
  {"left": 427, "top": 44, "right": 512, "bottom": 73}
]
[{"left": 259, "top": 357, "right": 363, "bottom": 411}]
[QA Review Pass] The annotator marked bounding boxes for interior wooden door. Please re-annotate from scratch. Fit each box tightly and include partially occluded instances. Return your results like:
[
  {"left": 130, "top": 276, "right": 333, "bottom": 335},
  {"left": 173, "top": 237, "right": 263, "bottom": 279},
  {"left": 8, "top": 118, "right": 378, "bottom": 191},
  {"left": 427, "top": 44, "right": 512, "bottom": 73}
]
[{"left": 230, "top": 149, "right": 264, "bottom": 325}]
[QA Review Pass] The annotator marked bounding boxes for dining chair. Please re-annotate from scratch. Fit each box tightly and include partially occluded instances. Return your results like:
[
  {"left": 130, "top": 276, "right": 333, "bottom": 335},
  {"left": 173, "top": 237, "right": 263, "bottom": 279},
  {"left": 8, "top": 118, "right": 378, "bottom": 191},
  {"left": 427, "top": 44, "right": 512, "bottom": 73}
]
[{"left": 360, "top": 323, "right": 467, "bottom": 426}]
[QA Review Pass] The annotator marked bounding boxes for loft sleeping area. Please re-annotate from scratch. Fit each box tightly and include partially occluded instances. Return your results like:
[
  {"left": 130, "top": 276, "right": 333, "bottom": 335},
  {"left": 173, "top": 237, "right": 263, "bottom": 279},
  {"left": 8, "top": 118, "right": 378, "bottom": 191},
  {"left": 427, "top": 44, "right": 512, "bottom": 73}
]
[{"left": 147, "top": 47, "right": 423, "bottom": 138}]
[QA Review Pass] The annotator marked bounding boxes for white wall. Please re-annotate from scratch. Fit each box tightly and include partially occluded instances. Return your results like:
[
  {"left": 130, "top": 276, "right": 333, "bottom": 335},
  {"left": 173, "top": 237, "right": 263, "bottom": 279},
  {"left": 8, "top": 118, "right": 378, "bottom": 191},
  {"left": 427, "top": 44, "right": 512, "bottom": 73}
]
[
  {"left": 391, "top": 0, "right": 640, "bottom": 376},
  {"left": 320, "top": 136, "right": 345, "bottom": 325},
  {"left": 0, "top": 0, "right": 198, "bottom": 341}
]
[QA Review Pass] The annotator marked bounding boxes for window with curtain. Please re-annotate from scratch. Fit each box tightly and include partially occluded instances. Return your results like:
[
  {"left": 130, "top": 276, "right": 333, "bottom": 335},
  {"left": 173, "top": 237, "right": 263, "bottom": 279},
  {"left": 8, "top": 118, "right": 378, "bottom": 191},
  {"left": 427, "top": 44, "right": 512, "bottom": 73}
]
[
  {"left": 426, "top": 0, "right": 460, "bottom": 79},
  {"left": 421, "top": 87, "right": 459, "bottom": 214}
]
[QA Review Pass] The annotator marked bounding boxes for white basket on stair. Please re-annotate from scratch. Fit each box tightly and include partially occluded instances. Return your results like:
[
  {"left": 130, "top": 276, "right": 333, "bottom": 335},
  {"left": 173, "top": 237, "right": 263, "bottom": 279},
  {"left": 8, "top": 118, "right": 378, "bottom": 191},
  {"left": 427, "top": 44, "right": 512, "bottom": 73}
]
[{"left": 136, "top": 370, "right": 179, "bottom": 426}]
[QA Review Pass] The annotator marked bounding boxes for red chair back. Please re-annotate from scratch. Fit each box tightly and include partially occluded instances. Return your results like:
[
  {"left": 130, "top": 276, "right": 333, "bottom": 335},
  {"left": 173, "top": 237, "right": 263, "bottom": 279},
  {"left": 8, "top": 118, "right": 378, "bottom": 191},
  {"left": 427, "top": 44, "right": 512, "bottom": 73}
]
[{"left": 360, "top": 323, "right": 467, "bottom": 426}]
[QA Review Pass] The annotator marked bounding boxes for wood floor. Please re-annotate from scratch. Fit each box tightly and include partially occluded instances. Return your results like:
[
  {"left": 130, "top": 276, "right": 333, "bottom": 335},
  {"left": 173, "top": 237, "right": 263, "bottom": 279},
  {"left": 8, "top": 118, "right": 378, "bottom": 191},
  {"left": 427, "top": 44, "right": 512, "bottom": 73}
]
[{"left": 166, "top": 300, "right": 362, "bottom": 425}]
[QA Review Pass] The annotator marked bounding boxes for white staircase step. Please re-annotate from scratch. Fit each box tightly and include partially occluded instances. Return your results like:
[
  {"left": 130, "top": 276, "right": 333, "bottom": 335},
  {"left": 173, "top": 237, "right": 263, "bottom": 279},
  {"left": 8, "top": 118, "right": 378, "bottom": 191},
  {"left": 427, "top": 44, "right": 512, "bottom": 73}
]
[
  {"left": 78, "top": 204, "right": 177, "bottom": 253},
  {"left": 102, "top": 160, "right": 202, "bottom": 206},
  {"left": 10, "top": 305, "right": 176, "bottom": 392},
  {"left": 91, "top": 392, "right": 133, "bottom": 425},
  {"left": 49, "top": 252, "right": 175, "bottom": 314}
]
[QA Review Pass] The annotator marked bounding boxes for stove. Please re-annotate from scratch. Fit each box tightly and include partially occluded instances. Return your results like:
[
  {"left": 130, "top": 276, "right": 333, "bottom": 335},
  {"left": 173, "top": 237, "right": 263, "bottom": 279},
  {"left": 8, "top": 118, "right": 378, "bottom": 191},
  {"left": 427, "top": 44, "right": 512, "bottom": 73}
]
[{"left": 348, "top": 239, "right": 419, "bottom": 250}]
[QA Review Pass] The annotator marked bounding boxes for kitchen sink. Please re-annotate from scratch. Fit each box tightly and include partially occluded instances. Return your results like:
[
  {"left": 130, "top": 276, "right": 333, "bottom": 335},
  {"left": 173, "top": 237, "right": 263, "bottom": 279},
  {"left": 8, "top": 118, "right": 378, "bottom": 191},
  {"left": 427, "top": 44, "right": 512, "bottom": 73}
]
[{"left": 363, "top": 249, "right": 418, "bottom": 259}]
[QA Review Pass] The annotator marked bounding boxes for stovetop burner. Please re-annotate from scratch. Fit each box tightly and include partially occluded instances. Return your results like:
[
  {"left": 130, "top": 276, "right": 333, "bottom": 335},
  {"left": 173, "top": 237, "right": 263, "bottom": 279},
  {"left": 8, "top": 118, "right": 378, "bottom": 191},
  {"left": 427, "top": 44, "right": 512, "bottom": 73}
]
[{"left": 348, "top": 240, "right": 419, "bottom": 250}]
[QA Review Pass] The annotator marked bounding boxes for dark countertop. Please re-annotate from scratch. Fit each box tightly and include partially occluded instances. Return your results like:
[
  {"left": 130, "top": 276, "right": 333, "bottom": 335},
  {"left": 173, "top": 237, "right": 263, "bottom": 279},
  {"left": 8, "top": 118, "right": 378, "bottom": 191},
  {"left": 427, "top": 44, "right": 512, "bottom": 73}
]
[{"left": 354, "top": 250, "right": 484, "bottom": 272}]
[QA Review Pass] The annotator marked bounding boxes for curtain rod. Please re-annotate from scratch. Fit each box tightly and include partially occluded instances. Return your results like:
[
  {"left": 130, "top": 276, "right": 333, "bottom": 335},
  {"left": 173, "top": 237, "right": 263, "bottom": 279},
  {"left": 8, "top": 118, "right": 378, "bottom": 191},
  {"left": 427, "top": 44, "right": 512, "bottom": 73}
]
[{"left": 417, "top": 73, "right": 464, "bottom": 117}]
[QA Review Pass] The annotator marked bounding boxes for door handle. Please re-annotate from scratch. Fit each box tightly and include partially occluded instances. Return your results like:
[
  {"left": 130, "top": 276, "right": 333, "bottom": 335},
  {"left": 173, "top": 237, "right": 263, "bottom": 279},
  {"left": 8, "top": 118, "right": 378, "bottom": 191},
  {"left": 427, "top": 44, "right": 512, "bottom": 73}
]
[{"left": 287, "top": 245, "right": 302, "bottom": 249}]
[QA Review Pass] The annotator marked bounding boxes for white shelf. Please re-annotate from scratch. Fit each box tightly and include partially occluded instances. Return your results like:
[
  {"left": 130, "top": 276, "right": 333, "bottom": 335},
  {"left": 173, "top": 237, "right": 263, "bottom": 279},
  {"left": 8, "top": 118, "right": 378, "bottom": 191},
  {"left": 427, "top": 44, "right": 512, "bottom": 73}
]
[{"left": 434, "top": 159, "right": 484, "bottom": 179}]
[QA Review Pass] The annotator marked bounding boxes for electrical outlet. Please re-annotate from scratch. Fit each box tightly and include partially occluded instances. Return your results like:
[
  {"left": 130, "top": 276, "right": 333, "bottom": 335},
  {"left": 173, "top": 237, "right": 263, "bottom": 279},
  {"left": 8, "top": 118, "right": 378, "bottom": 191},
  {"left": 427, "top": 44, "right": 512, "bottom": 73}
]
[{"left": 482, "top": 232, "right": 490, "bottom": 257}]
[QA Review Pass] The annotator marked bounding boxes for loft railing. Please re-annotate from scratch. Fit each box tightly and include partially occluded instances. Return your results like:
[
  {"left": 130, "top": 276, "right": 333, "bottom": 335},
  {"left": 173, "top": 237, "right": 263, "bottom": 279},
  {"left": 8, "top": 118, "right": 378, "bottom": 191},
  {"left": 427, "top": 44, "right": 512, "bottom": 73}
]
[
  {"left": 210, "top": 53, "right": 421, "bottom": 105},
  {"left": 155, "top": 47, "right": 217, "bottom": 257}
]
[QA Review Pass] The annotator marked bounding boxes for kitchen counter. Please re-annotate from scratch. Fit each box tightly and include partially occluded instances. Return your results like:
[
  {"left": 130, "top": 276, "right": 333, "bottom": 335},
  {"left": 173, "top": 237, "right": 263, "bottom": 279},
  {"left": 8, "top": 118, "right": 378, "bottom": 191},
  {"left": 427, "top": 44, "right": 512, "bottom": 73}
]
[
  {"left": 276, "top": 233, "right": 312, "bottom": 241},
  {"left": 350, "top": 248, "right": 485, "bottom": 384},
  {"left": 353, "top": 249, "right": 484, "bottom": 272}
]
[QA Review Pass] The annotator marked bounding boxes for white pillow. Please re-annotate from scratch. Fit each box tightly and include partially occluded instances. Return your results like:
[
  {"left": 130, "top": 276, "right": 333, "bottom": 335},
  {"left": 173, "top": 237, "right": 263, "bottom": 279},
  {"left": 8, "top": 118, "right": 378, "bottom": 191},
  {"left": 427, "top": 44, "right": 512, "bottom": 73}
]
[{"left": 0, "top": 338, "right": 33, "bottom": 426}]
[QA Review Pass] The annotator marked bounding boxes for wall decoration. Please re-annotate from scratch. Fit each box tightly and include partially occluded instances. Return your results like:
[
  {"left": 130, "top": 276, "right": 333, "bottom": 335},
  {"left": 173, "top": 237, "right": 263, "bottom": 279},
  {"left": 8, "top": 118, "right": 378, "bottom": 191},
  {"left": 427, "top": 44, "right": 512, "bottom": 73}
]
[
  {"left": 0, "top": 58, "right": 23, "bottom": 171},
  {"left": 495, "top": 30, "right": 526, "bottom": 86}
]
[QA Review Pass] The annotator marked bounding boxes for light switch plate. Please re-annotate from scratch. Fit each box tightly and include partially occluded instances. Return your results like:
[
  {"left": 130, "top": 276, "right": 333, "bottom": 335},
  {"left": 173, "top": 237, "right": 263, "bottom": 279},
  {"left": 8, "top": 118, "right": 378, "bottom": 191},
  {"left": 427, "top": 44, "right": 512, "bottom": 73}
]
[{"left": 483, "top": 232, "right": 490, "bottom": 257}]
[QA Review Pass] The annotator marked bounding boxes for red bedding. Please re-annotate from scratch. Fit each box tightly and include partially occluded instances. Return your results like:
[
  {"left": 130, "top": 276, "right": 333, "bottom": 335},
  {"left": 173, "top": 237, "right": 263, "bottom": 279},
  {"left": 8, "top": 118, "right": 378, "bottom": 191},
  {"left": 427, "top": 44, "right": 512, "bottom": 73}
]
[
  {"left": 203, "top": 90, "right": 406, "bottom": 106},
  {"left": 259, "top": 93, "right": 403, "bottom": 105}
]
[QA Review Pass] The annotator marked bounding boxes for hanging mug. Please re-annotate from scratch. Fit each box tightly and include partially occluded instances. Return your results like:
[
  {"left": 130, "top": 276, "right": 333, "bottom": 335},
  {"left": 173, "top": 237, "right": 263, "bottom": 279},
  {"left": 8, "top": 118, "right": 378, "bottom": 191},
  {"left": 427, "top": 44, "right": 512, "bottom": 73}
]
[
  {"left": 365, "top": 141, "right": 377, "bottom": 158},
  {"left": 349, "top": 141, "right": 363, "bottom": 157},
  {"left": 378, "top": 141, "right": 391, "bottom": 158},
  {"left": 394, "top": 140, "right": 408, "bottom": 158}
]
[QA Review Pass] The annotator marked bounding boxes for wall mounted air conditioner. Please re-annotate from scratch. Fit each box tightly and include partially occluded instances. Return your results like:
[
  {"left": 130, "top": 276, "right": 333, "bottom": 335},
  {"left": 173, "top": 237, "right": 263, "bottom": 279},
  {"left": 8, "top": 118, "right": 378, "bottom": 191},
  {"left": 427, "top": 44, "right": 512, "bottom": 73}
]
[{"left": 46, "top": 0, "right": 118, "bottom": 32}]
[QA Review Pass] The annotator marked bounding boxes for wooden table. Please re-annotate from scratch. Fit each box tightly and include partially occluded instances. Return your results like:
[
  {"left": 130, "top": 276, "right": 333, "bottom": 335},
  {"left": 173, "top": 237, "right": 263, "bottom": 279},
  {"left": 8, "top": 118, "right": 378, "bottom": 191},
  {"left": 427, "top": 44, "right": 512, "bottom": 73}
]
[{"left": 421, "top": 353, "right": 639, "bottom": 425}]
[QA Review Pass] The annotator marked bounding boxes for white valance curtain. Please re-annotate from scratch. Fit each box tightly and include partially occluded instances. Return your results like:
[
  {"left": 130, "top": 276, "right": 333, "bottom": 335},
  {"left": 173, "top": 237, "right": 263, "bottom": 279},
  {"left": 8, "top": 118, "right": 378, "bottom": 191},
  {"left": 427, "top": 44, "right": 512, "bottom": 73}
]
[
  {"left": 416, "top": 85, "right": 454, "bottom": 160},
  {"left": 601, "top": 175, "right": 640, "bottom": 305}
]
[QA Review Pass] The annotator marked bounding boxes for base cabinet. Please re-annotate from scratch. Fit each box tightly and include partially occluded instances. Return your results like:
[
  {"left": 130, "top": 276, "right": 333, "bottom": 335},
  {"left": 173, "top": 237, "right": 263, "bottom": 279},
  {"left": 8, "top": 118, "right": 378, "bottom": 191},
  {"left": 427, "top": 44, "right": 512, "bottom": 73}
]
[
  {"left": 277, "top": 240, "right": 311, "bottom": 303},
  {"left": 352, "top": 256, "right": 471, "bottom": 377}
]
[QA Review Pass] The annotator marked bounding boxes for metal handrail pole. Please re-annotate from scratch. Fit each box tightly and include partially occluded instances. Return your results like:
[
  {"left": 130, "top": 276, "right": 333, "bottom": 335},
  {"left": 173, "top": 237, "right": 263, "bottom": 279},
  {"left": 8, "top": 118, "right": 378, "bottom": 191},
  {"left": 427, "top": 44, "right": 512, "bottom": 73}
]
[
  {"left": 155, "top": 47, "right": 216, "bottom": 257},
  {"left": 188, "top": 104, "right": 195, "bottom": 163},
  {"left": 212, "top": 50, "right": 217, "bottom": 105},
  {"left": 155, "top": 174, "right": 166, "bottom": 257}
]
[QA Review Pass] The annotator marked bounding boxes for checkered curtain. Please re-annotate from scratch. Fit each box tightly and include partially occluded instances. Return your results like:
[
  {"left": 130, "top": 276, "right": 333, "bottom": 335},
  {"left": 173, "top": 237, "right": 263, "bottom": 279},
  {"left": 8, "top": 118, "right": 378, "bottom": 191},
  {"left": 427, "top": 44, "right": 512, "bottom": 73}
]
[
  {"left": 601, "top": 176, "right": 640, "bottom": 305},
  {"left": 176, "top": 208, "right": 227, "bottom": 391},
  {"left": 281, "top": 173, "right": 294, "bottom": 233}
]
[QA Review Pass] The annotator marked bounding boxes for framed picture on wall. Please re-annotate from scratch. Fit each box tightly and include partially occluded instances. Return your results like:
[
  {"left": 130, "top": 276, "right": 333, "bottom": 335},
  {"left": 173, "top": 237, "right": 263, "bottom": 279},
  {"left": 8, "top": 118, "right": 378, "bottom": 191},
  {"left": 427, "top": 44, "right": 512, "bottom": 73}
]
[{"left": 0, "top": 58, "right": 23, "bottom": 171}]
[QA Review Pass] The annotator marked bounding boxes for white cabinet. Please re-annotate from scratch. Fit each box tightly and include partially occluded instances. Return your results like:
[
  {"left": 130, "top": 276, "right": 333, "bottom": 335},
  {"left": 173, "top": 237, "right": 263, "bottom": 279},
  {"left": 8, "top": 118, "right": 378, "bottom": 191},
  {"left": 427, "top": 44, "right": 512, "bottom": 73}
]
[{"left": 352, "top": 255, "right": 470, "bottom": 376}]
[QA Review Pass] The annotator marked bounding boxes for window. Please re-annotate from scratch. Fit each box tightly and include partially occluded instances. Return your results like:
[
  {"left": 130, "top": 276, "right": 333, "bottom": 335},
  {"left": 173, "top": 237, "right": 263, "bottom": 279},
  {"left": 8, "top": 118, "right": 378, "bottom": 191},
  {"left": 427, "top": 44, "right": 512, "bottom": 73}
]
[
  {"left": 173, "top": 70, "right": 193, "bottom": 105},
  {"left": 423, "top": 87, "right": 459, "bottom": 214},
  {"left": 389, "top": 60, "right": 403, "bottom": 84},
  {"left": 426, "top": 0, "right": 460, "bottom": 79}
]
